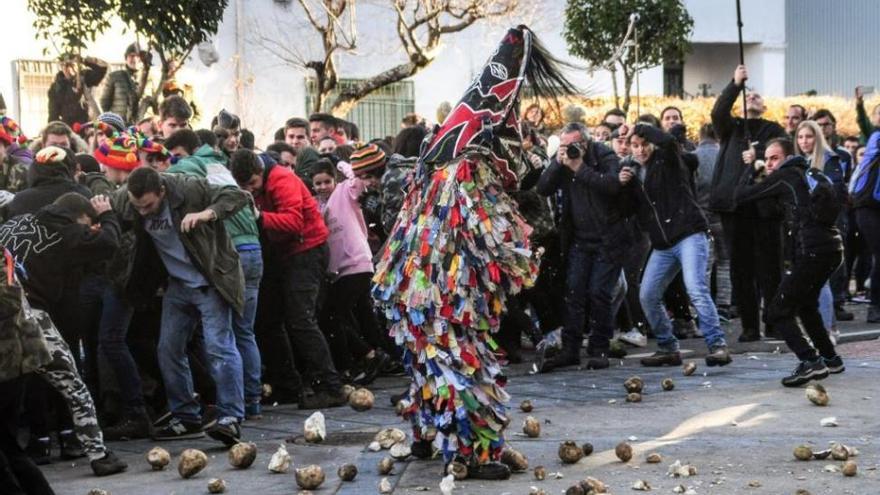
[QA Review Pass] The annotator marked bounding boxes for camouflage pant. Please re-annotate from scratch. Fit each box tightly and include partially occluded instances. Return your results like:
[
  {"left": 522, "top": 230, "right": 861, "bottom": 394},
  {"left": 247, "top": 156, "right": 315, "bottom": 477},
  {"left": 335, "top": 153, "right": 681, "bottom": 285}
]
[{"left": 33, "top": 309, "right": 105, "bottom": 458}]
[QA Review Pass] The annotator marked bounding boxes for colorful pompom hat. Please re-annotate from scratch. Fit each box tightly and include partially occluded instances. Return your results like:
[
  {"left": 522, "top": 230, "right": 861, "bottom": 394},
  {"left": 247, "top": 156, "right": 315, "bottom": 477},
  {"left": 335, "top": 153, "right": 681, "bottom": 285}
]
[
  {"left": 94, "top": 133, "right": 139, "bottom": 171},
  {"left": 0, "top": 116, "right": 28, "bottom": 146}
]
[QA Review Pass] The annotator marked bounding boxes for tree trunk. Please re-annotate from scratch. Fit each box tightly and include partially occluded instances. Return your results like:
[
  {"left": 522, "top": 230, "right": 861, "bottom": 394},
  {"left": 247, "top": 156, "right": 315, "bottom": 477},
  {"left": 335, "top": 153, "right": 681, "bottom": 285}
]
[
  {"left": 621, "top": 65, "right": 634, "bottom": 114},
  {"left": 329, "top": 60, "right": 423, "bottom": 117},
  {"left": 609, "top": 65, "right": 620, "bottom": 110}
]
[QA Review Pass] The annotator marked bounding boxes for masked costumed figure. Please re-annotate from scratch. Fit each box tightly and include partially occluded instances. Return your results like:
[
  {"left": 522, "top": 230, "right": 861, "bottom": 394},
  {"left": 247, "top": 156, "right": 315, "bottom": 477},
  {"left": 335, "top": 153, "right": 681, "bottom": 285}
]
[{"left": 372, "top": 26, "right": 576, "bottom": 480}]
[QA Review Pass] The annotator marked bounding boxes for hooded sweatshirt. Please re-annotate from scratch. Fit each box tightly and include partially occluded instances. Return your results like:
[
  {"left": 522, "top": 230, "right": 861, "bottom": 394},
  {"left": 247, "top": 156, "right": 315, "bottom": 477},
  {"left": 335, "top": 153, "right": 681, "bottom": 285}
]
[
  {"left": 318, "top": 162, "right": 373, "bottom": 279},
  {"left": 167, "top": 144, "right": 260, "bottom": 248},
  {"left": 0, "top": 203, "right": 120, "bottom": 311},
  {"left": 5, "top": 160, "right": 91, "bottom": 220}
]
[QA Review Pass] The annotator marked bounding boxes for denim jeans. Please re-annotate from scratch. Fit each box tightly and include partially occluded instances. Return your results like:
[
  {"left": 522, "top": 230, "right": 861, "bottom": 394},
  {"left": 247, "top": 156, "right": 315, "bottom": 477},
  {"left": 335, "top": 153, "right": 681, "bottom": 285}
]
[
  {"left": 640, "top": 232, "right": 726, "bottom": 351},
  {"left": 819, "top": 283, "right": 834, "bottom": 330},
  {"left": 158, "top": 279, "right": 244, "bottom": 422},
  {"left": 78, "top": 275, "right": 143, "bottom": 414},
  {"left": 561, "top": 242, "right": 621, "bottom": 354},
  {"left": 234, "top": 248, "right": 263, "bottom": 406}
]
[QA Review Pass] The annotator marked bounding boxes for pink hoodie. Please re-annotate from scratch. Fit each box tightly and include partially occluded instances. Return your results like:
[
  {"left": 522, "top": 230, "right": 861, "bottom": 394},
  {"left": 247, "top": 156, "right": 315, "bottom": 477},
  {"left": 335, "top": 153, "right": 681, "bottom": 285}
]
[{"left": 319, "top": 164, "right": 374, "bottom": 279}]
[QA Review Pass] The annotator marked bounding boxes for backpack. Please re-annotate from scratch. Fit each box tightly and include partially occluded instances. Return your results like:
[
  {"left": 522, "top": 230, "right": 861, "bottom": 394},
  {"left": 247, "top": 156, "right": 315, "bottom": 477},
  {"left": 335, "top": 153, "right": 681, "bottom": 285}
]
[{"left": 805, "top": 169, "right": 839, "bottom": 226}]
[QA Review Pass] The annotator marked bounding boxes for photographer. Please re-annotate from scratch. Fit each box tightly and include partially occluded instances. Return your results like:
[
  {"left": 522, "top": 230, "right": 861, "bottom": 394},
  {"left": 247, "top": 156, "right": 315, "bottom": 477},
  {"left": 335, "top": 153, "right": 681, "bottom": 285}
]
[
  {"left": 535, "top": 122, "right": 631, "bottom": 372},
  {"left": 619, "top": 123, "right": 732, "bottom": 368}
]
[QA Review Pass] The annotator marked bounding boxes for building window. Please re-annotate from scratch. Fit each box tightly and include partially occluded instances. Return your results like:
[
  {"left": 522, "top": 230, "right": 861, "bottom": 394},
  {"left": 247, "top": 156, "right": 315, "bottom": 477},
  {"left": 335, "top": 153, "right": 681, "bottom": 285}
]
[
  {"left": 305, "top": 78, "right": 415, "bottom": 141},
  {"left": 663, "top": 61, "right": 684, "bottom": 98}
]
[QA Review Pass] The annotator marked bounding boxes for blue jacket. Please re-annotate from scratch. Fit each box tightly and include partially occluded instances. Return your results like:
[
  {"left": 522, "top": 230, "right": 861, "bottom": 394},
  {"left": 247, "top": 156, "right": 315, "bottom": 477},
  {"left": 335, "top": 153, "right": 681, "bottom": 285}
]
[{"left": 852, "top": 130, "right": 880, "bottom": 209}]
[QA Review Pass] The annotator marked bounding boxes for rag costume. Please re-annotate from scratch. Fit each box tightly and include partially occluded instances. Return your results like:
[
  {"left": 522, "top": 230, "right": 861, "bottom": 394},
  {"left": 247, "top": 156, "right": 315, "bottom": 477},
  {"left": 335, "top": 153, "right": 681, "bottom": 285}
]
[{"left": 372, "top": 26, "right": 575, "bottom": 472}]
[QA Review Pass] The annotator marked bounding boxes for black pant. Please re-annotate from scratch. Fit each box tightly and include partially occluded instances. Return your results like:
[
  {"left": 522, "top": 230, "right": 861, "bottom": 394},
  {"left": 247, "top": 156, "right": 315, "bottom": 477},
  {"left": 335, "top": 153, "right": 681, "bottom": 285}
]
[
  {"left": 856, "top": 208, "right": 880, "bottom": 306},
  {"left": 320, "top": 272, "right": 375, "bottom": 372},
  {"left": 766, "top": 251, "right": 841, "bottom": 362},
  {"left": 846, "top": 209, "right": 872, "bottom": 292},
  {"left": 0, "top": 377, "right": 55, "bottom": 495},
  {"left": 721, "top": 213, "right": 783, "bottom": 334},
  {"left": 562, "top": 243, "right": 620, "bottom": 354},
  {"left": 256, "top": 244, "right": 341, "bottom": 393},
  {"left": 621, "top": 233, "right": 651, "bottom": 331}
]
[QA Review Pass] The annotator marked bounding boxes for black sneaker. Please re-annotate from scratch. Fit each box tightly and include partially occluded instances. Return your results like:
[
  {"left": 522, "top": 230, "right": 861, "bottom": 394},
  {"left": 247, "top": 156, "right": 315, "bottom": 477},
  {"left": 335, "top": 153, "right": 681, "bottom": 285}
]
[
  {"left": 466, "top": 461, "right": 511, "bottom": 480},
  {"left": 781, "top": 359, "right": 830, "bottom": 387},
  {"left": 103, "top": 414, "right": 153, "bottom": 441},
  {"left": 152, "top": 418, "right": 205, "bottom": 441},
  {"left": 537, "top": 349, "right": 580, "bottom": 373},
  {"left": 26, "top": 436, "right": 51, "bottom": 465},
  {"left": 823, "top": 355, "right": 845, "bottom": 374},
  {"left": 640, "top": 351, "right": 682, "bottom": 367},
  {"left": 705, "top": 345, "right": 732, "bottom": 367},
  {"left": 206, "top": 420, "right": 241, "bottom": 447},
  {"left": 835, "top": 306, "right": 855, "bottom": 322},
  {"left": 352, "top": 351, "right": 391, "bottom": 386},
  {"left": 299, "top": 389, "right": 348, "bottom": 410},
  {"left": 91, "top": 450, "right": 128, "bottom": 477},
  {"left": 737, "top": 331, "right": 760, "bottom": 343},
  {"left": 868, "top": 305, "right": 880, "bottom": 323},
  {"left": 585, "top": 352, "right": 610, "bottom": 370},
  {"left": 153, "top": 393, "right": 199, "bottom": 428},
  {"left": 59, "top": 430, "right": 86, "bottom": 460}
]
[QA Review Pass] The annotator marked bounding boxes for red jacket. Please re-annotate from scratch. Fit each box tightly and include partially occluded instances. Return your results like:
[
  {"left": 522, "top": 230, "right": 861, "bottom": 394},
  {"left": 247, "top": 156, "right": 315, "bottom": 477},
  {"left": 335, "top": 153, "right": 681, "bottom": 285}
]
[{"left": 256, "top": 163, "right": 328, "bottom": 256}]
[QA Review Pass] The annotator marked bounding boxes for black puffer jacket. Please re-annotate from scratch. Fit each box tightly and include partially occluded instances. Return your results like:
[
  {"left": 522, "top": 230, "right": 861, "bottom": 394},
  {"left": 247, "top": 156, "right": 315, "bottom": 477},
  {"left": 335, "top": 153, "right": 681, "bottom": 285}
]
[
  {"left": 709, "top": 80, "right": 788, "bottom": 214},
  {"left": 536, "top": 141, "right": 635, "bottom": 263},
  {"left": 735, "top": 155, "right": 842, "bottom": 258},
  {"left": 623, "top": 124, "right": 708, "bottom": 250}
]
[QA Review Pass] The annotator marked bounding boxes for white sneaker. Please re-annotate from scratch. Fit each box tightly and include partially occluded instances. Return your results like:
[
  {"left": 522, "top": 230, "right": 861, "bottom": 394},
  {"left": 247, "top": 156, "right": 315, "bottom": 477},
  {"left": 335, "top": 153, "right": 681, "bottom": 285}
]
[{"left": 618, "top": 329, "right": 647, "bottom": 347}]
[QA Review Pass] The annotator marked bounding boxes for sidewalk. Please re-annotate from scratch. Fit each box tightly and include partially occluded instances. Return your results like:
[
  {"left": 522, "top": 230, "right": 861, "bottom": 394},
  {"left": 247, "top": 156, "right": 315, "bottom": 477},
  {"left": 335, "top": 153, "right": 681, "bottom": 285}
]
[{"left": 43, "top": 336, "right": 880, "bottom": 494}]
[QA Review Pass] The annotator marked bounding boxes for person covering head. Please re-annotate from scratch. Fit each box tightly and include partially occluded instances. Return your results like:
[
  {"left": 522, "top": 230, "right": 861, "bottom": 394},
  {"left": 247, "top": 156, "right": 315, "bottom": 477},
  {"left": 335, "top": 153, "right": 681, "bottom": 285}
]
[
  {"left": 94, "top": 133, "right": 139, "bottom": 171},
  {"left": 350, "top": 142, "right": 387, "bottom": 177},
  {"left": 0, "top": 115, "right": 27, "bottom": 146}
]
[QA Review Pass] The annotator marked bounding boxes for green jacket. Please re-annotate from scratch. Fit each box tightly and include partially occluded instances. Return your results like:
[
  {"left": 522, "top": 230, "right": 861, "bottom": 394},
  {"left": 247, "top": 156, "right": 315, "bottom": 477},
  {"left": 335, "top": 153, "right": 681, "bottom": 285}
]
[
  {"left": 856, "top": 99, "right": 877, "bottom": 143},
  {"left": 114, "top": 173, "right": 247, "bottom": 313},
  {"left": 167, "top": 145, "right": 260, "bottom": 248}
]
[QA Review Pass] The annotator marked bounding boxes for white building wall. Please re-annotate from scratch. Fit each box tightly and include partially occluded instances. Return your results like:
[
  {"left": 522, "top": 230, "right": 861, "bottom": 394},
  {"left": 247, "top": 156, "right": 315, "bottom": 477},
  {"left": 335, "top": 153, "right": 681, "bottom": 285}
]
[{"left": 3, "top": 0, "right": 790, "bottom": 141}]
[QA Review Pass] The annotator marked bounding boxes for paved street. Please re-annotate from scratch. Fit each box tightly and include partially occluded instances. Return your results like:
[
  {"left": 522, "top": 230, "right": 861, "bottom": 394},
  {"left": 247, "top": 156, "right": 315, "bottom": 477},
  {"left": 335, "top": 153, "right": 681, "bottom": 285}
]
[{"left": 43, "top": 306, "right": 880, "bottom": 494}]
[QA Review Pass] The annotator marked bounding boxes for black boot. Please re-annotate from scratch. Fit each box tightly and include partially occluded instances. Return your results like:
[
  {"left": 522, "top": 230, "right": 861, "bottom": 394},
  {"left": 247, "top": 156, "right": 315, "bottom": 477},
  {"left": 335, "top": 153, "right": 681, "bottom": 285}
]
[
  {"left": 467, "top": 461, "right": 511, "bottom": 480},
  {"left": 91, "top": 450, "right": 128, "bottom": 477},
  {"left": 640, "top": 350, "right": 682, "bottom": 367},
  {"left": 537, "top": 348, "right": 580, "bottom": 373},
  {"left": 585, "top": 349, "right": 609, "bottom": 370},
  {"left": 834, "top": 304, "right": 855, "bottom": 322}
]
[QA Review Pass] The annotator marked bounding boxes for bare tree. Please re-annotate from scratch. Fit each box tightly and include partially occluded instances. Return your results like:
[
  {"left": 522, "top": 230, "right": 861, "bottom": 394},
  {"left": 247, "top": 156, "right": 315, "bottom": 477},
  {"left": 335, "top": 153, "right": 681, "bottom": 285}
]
[{"left": 250, "top": 0, "right": 518, "bottom": 117}]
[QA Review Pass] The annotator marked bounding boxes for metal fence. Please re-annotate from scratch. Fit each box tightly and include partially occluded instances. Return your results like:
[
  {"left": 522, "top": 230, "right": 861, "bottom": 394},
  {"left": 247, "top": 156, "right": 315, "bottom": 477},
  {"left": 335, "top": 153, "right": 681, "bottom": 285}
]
[{"left": 304, "top": 78, "right": 415, "bottom": 142}]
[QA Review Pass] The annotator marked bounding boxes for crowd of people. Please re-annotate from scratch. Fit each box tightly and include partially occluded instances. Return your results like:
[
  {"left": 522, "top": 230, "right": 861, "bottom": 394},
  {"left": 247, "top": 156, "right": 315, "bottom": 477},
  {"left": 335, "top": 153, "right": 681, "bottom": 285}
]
[{"left": 0, "top": 36, "right": 879, "bottom": 490}]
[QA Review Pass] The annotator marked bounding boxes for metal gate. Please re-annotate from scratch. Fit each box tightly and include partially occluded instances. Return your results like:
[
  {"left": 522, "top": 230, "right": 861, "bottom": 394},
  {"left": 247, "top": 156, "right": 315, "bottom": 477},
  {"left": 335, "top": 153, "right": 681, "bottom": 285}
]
[{"left": 305, "top": 78, "right": 415, "bottom": 142}]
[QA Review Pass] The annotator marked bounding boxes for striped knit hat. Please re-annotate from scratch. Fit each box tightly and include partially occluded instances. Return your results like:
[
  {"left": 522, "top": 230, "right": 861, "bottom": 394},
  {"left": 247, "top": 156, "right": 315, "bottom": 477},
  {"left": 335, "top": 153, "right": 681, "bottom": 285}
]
[
  {"left": 0, "top": 116, "right": 27, "bottom": 146},
  {"left": 136, "top": 136, "right": 171, "bottom": 161},
  {"left": 350, "top": 142, "right": 386, "bottom": 177},
  {"left": 94, "top": 133, "right": 139, "bottom": 171}
]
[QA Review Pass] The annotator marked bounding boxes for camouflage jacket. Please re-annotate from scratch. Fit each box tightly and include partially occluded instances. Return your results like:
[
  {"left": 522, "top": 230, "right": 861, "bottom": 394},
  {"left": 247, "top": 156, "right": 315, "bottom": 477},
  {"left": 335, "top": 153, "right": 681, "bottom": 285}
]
[{"left": 0, "top": 156, "right": 28, "bottom": 194}]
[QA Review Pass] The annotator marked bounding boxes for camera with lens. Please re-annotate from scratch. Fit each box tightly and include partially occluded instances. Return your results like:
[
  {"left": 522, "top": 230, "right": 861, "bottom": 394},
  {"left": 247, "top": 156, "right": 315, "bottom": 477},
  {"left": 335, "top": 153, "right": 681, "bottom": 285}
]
[{"left": 565, "top": 142, "right": 586, "bottom": 160}]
